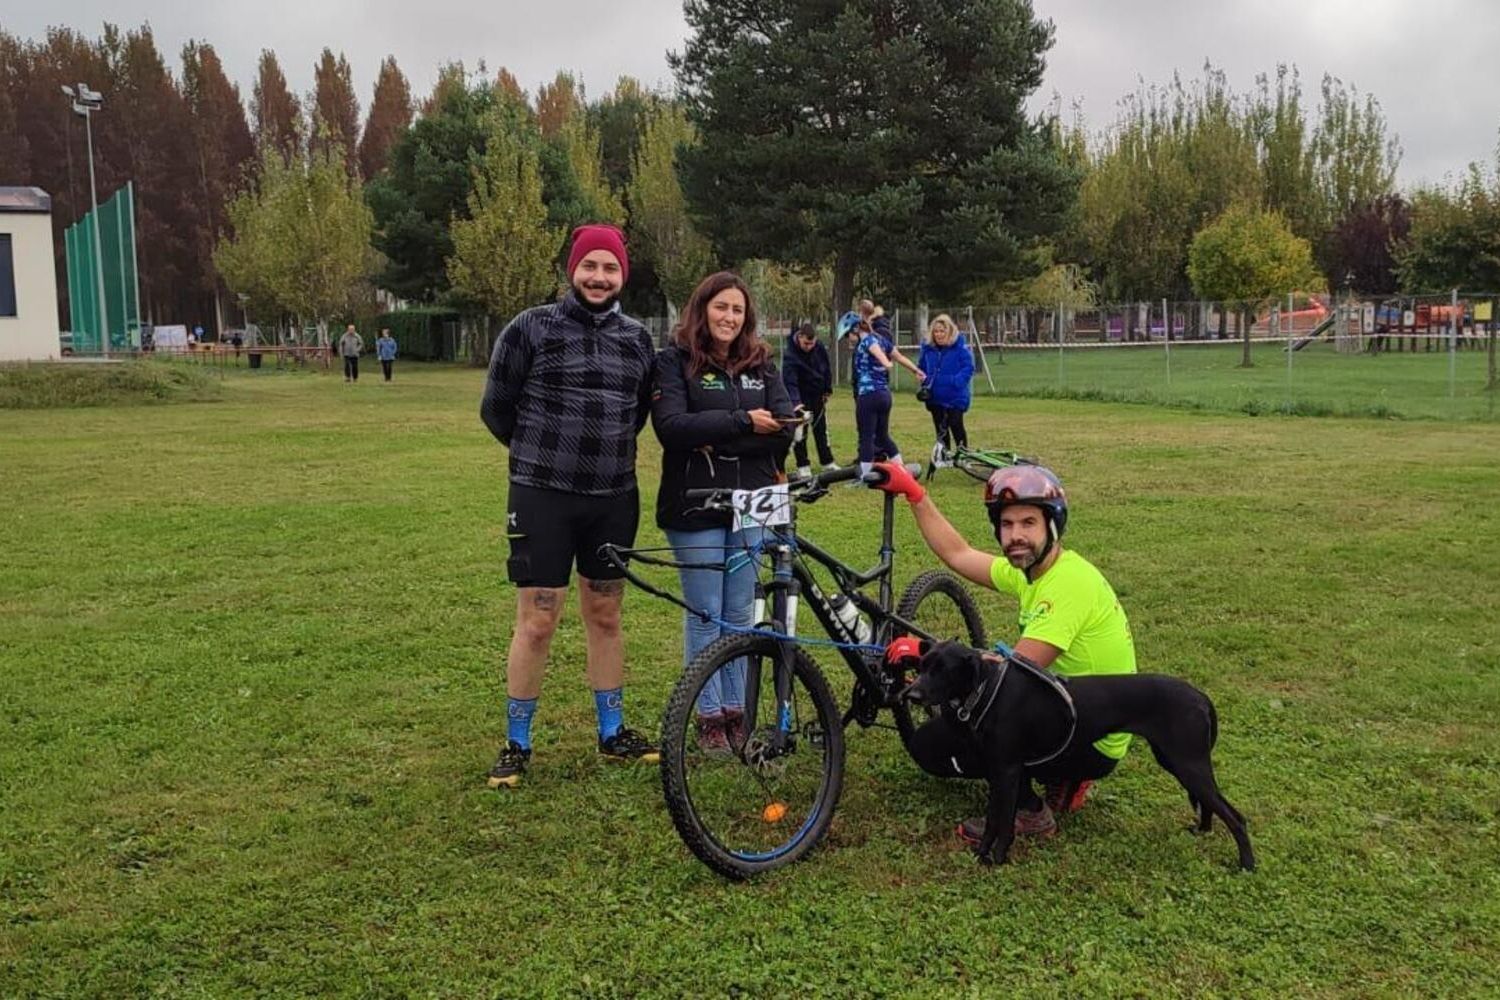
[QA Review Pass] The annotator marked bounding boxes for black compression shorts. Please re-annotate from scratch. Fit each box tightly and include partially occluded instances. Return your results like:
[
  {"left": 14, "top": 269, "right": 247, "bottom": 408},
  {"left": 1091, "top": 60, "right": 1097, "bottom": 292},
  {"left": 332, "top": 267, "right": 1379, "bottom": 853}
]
[{"left": 505, "top": 482, "right": 640, "bottom": 588}]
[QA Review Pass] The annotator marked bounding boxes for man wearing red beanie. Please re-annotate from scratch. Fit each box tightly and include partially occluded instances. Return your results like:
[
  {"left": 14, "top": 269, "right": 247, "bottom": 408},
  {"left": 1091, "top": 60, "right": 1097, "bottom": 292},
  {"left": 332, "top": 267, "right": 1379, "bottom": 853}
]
[{"left": 480, "top": 223, "right": 658, "bottom": 787}]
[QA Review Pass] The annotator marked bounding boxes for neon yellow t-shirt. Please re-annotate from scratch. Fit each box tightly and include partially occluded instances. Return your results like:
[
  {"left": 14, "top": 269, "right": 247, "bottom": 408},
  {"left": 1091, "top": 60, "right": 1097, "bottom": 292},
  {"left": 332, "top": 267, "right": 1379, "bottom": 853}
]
[{"left": 990, "top": 549, "right": 1136, "bottom": 759}]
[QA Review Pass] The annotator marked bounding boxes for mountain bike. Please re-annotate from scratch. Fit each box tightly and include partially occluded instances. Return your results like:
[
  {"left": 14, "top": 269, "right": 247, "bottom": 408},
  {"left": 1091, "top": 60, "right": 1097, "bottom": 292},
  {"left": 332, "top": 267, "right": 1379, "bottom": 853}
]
[
  {"left": 602, "top": 465, "right": 987, "bottom": 879},
  {"left": 926, "top": 443, "right": 1033, "bottom": 483}
]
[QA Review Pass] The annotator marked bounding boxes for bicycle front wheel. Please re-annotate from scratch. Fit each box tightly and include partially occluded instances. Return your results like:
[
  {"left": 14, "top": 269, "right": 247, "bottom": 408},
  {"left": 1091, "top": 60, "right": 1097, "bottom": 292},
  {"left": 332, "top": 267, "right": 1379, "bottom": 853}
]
[
  {"left": 954, "top": 451, "right": 1002, "bottom": 483},
  {"left": 660, "top": 634, "right": 845, "bottom": 879}
]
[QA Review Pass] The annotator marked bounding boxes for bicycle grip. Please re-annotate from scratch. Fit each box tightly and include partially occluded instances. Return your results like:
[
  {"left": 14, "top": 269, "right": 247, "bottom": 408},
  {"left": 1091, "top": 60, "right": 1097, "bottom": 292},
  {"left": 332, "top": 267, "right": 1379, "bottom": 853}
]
[{"left": 860, "top": 462, "right": 923, "bottom": 485}]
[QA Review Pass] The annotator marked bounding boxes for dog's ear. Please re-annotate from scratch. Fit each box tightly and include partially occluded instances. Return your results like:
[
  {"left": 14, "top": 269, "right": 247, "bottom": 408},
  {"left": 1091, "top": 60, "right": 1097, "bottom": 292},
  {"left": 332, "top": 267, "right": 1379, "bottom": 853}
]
[{"left": 917, "top": 639, "right": 932, "bottom": 657}]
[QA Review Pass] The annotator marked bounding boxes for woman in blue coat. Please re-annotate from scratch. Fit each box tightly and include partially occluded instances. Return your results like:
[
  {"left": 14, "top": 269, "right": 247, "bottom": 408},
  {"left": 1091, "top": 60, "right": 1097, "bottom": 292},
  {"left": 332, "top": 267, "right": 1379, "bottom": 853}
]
[{"left": 916, "top": 314, "right": 975, "bottom": 466}]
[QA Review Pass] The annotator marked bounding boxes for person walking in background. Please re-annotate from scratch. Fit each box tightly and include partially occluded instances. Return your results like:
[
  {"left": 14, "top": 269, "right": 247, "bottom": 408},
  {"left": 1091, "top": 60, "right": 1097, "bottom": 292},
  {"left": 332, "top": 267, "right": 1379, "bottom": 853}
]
[
  {"left": 338, "top": 324, "right": 364, "bottom": 383},
  {"left": 651, "top": 271, "right": 794, "bottom": 754},
  {"left": 480, "top": 223, "right": 659, "bottom": 789},
  {"left": 781, "top": 322, "right": 838, "bottom": 476},
  {"left": 375, "top": 328, "right": 398, "bottom": 383},
  {"left": 917, "top": 313, "right": 975, "bottom": 468}
]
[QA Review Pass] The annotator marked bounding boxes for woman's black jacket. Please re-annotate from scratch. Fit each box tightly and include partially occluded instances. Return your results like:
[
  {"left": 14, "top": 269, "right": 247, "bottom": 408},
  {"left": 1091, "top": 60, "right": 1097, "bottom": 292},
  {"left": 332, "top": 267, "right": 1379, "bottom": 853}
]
[{"left": 651, "top": 346, "right": 794, "bottom": 531}]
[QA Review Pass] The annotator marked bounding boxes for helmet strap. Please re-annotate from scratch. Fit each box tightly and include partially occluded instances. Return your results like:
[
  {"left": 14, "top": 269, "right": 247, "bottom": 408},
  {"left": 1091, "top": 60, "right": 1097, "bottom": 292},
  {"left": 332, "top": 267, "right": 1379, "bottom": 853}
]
[{"left": 1023, "top": 518, "right": 1060, "bottom": 582}]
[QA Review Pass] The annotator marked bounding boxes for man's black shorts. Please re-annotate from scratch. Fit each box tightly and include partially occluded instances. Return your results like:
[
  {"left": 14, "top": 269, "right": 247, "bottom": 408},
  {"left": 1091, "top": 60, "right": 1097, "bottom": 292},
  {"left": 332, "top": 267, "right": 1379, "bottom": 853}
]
[{"left": 506, "top": 483, "right": 639, "bottom": 588}]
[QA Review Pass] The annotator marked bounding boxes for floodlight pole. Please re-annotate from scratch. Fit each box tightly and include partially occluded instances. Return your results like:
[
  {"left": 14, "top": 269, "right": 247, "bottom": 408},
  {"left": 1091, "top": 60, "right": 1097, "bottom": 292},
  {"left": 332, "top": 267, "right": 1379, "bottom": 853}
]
[{"left": 65, "top": 83, "right": 111, "bottom": 359}]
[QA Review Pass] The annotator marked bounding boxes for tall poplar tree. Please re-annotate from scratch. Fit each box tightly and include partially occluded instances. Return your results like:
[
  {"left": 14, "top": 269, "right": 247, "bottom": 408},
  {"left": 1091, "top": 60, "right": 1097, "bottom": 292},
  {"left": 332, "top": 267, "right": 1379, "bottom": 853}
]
[
  {"left": 358, "top": 56, "right": 413, "bottom": 179},
  {"left": 182, "top": 40, "right": 256, "bottom": 327},
  {"left": 311, "top": 48, "right": 360, "bottom": 176},
  {"left": 627, "top": 102, "right": 712, "bottom": 310},
  {"left": 252, "top": 50, "right": 301, "bottom": 161}
]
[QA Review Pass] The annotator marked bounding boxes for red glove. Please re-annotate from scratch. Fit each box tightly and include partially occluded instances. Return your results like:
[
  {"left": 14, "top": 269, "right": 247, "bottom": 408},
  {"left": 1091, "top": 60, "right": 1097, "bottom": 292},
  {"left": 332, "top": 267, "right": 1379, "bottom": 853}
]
[
  {"left": 885, "top": 636, "right": 923, "bottom": 667},
  {"left": 870, "top": 461, "right": 926, "bottom": 505}
]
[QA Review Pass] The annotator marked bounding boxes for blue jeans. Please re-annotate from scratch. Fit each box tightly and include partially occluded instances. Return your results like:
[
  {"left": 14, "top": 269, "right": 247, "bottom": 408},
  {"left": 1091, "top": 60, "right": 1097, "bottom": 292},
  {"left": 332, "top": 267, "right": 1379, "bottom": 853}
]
[{"left": 667, "top": 524, "right": 765, "bottom": 716}]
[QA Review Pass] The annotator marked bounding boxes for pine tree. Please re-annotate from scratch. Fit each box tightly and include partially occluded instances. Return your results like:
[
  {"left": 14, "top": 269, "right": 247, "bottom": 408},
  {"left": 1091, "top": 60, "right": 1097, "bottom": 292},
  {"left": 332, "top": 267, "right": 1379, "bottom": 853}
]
[
  {"left": 311, "top": 48, "right": 360, "bottom": 176},
  {"left": 673, "top": 0, "right": 1075, "bottom": 315},
  {"left": 358, "top": 56, "right": 413, "bottom": 180},
  {"left": 367, "top": 78, "right": 495, "bottom": 301},
  {"left": 252, "top": 49, "right": 301, "bottom": 161}
]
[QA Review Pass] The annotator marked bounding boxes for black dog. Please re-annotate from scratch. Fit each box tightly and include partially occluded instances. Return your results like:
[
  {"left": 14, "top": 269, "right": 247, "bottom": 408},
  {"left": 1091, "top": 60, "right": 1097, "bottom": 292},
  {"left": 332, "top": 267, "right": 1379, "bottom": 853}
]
[{"left": 903, "top": 641, "right": 1255, "bottom": 871}]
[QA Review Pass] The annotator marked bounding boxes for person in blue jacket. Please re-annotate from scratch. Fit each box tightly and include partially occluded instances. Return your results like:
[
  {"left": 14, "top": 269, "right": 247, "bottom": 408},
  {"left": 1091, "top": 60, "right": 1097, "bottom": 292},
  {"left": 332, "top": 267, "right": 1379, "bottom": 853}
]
[
  {"left": 916, "top": 314, "right": 974, "bottom": 467},
  {"left": 781, "top": 323, "right": 839, "bottom": 476}
]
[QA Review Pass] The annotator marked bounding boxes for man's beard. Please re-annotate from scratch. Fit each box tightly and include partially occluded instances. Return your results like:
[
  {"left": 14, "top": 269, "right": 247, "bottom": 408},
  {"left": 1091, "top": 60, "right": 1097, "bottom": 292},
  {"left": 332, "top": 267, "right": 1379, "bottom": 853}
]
[
  {"left": 575, "top": 281, "right": 619, "bottom": 311},
  {"left": 1004, "top": 541, "right": 1040, "bottom": 567}
]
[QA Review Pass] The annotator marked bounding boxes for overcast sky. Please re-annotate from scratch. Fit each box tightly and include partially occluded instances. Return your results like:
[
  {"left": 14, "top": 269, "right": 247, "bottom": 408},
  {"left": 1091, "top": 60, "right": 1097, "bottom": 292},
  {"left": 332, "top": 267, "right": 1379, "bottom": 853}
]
[{"left": 9, "top": 0, "right": 1498, "bottom": 187}]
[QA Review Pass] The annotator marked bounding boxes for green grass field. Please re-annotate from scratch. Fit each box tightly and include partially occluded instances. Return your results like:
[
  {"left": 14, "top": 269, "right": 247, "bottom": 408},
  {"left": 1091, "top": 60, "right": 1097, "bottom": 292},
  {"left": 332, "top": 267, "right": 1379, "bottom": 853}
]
[
  {"left": 3, "top": 364, "right": 1498, "bottom": 997},
  {"left": 893, "top": 339, "right": 1497, "bottom": 421}
]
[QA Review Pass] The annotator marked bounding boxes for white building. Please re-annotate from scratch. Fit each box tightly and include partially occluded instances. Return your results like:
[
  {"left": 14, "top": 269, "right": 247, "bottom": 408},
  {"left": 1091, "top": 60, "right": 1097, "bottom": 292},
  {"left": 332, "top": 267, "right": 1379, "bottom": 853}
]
[{"left": 0, "top": 187, "right": 63, "bottom": 362}]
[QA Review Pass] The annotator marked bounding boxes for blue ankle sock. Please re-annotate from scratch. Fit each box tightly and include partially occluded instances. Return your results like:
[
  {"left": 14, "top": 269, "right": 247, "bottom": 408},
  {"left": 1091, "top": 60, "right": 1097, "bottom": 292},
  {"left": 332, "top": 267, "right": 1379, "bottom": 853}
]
[
  {"left": 507, "top": 697, "right": 538, "bottom": 750},
  {"left": 594, "top": 687, "right": 624, "bottom": 741}
]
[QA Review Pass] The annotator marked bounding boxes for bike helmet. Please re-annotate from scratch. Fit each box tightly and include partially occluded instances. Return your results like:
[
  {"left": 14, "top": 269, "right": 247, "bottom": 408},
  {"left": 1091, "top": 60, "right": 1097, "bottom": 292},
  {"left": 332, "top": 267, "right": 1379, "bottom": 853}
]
[
  {"left": 836, "top": 311, "right": 862, "bottom": 337},
  {"left": 984, "top": 464, "right": 1068, "bottom": 569}
]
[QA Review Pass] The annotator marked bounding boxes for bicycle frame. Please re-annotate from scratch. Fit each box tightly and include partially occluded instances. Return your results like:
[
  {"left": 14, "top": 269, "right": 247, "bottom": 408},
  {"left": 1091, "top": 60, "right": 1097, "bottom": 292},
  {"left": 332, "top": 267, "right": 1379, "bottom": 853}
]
[{"left": 603, "top": 474, "right": 942, "bottom": 752}]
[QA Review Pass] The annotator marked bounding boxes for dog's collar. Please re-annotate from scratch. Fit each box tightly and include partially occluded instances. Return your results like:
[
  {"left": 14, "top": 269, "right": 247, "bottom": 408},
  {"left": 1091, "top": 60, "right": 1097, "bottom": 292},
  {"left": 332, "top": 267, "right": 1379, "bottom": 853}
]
[
  {"left": 953, "top": 652, "right": 1080, "bottom": 767},
  {"left": 954, "top": 655, "right": 1008, "bottom": 729}
]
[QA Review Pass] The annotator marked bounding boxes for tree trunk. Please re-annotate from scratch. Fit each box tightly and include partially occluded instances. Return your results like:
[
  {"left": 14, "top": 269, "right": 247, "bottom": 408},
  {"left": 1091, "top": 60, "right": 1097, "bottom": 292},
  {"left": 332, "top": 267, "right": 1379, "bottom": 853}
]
[
  {"left": 1239, "top": 307, "right": 1253, "bottom": 367},
  {"left": 830, "top": 251, "right": 855, "bottom": 331}
]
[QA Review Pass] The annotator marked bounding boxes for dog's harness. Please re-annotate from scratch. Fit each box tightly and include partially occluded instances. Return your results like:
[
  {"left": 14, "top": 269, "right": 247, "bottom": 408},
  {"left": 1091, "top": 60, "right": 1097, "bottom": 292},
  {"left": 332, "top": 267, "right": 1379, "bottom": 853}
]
[{"left": 953, "top": 652, "right": 1078, "bottom": 767}]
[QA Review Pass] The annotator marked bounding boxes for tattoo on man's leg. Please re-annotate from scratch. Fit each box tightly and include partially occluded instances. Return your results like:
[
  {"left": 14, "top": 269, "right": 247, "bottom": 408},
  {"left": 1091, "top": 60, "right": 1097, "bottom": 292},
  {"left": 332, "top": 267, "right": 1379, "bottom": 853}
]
[
  {"left": 532, "top": 590, "right": 561, "bottom": 610},
  {"left": 586, "top": 578, "right": 626, "bottom": 596}
]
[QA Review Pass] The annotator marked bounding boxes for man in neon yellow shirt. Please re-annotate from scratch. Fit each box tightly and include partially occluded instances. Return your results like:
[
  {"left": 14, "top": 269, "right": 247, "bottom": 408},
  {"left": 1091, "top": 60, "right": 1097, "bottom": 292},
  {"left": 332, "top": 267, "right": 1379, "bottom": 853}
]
[{"left": 871, "top": 460, "right": 1136, "bottom": 841}]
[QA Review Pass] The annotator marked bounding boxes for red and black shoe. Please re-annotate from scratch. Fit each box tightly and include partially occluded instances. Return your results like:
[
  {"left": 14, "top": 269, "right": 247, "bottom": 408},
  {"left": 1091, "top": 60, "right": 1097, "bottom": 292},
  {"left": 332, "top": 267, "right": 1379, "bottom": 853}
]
[{"left": 1044, "top": 780, "right": 1095, "bottom": 815}]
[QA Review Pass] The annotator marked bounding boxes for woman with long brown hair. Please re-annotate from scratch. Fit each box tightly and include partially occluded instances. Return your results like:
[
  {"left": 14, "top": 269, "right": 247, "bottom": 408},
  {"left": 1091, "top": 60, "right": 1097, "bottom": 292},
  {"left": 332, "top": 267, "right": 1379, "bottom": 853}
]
[{"left": 650, "top": 271, "right": 795, "bottom": 753}]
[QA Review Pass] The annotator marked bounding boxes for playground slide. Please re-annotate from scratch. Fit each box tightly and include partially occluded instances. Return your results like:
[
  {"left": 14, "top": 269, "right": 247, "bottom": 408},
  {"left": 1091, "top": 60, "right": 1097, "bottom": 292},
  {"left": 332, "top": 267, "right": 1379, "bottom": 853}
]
[{"left": 1288, "top": 314, "right": 1337, "bottom": 352}]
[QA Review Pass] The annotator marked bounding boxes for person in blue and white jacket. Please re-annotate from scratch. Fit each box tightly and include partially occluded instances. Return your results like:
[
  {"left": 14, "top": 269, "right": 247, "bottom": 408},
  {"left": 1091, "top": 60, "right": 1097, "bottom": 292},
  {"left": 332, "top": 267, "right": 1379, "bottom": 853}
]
[
  {"left": 916, "top": 313, "right": 975, "bottom": 466},
  {"left": 375, "top": 328, "right": 398, "bottom": 382}
]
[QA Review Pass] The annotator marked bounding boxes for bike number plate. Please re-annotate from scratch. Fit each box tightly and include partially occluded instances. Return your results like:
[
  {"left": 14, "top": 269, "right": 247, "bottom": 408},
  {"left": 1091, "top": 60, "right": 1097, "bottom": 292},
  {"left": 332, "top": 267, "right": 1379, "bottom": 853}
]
[{"left": 731, "top": 483, "right": 791, "bottom": 529}]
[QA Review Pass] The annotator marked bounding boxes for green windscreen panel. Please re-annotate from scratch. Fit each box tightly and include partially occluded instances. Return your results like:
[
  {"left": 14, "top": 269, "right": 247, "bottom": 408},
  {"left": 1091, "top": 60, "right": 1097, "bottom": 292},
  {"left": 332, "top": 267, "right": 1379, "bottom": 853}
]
[{"left": 63, "top": 182, "right": 139, "bottom": 352}]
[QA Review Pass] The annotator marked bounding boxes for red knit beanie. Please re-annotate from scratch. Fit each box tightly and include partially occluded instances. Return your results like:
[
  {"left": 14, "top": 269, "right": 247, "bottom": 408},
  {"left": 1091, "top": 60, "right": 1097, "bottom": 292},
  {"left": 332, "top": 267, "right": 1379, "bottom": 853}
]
[{"left": 566, "top": 224, "right": 630, "bottom": 285}]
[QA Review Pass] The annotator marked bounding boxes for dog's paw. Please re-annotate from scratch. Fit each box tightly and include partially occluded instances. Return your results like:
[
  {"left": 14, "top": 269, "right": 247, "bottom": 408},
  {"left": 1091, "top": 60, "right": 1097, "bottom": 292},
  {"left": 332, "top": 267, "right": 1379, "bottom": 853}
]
[{"left": 973, "top": 849, "right": 995, "bottom": 866}]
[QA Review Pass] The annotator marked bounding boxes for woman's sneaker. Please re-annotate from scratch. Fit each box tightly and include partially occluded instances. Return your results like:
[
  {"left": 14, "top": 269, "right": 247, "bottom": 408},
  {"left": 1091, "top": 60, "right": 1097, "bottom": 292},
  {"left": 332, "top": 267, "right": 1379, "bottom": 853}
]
[
  {"left": 486, "top": 740, "right": 531, "bottom": 789},
  {"left": 696, "top": 714, "right": 731, "bottom": 757},
  {"left": 599, "top": 726, "right": 660, "bottom": 763}
]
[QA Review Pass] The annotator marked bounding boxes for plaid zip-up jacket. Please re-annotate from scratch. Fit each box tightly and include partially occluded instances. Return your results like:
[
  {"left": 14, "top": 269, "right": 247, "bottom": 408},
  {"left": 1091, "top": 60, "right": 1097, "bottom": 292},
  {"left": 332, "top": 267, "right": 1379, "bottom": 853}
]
[{"left": 480, "top": 291, "right": 655, "bottom": 497}]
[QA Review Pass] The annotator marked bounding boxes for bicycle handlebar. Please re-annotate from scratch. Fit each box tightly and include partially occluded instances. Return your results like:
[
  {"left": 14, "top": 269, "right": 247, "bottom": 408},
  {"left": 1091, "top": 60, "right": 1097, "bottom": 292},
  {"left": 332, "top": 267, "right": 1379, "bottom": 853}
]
[{"left": 681, "top": 462, "right": 924, "bottom": 509}]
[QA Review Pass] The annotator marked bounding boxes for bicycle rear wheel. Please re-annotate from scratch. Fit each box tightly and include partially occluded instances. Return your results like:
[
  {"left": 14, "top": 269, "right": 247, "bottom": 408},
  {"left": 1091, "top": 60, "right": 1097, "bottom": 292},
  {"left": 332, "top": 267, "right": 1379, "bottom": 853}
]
[
  {"left": 660, "top": 633, "right": 845, "bottom": 879},
  {"left": 889, "top": 570, "right": 988, "bottom": 741}
]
